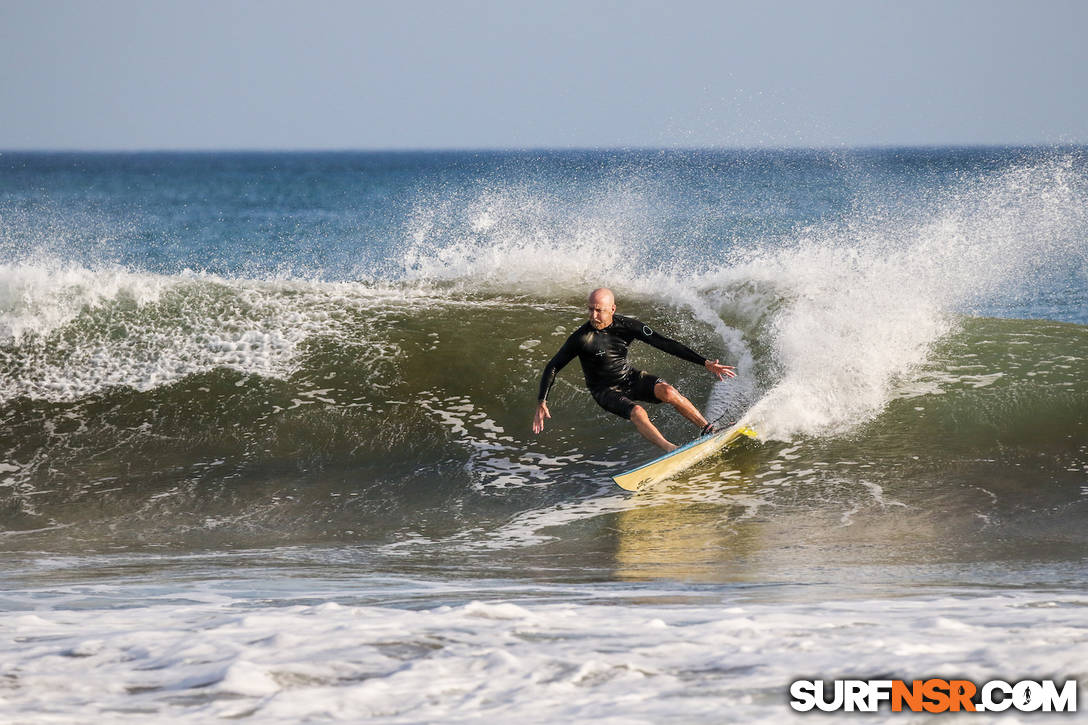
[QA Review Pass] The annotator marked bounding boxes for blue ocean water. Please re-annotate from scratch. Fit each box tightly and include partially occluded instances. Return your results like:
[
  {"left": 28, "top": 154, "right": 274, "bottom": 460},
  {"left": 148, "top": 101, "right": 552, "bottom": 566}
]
[{"left": 1, "top": 148, "right": 1086, "bottom": 722}]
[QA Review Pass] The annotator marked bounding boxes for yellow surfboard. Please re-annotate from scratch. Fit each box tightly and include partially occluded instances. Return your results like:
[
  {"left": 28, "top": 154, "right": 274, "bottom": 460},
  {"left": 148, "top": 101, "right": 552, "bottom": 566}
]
[{"left": 612, "top": 422, "right": 757, "bottom": 491}]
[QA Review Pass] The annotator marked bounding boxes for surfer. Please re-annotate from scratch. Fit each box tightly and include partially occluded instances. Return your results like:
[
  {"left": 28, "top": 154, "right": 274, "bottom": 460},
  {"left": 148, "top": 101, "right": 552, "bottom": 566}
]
[{"left": 532, "top": 288, "right": 735, "bottom": 452}]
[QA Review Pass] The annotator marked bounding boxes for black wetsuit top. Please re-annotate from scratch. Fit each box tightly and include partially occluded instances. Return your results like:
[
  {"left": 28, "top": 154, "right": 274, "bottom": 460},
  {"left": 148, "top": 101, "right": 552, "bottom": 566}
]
[{"left": 537, "top": 314, "right": 707, "bottom": 403}]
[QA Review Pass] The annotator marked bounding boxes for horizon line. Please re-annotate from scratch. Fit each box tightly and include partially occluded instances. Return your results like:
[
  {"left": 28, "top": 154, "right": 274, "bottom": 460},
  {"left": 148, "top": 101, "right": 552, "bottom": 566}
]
[{"left": 2, "top": 141, "right": 1085, "bottom": 155}]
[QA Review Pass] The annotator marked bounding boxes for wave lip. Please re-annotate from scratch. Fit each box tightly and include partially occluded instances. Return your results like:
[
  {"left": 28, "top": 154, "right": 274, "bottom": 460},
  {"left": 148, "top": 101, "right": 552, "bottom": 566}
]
[
  {"left": 714, "top": 156, "right": 1088, "bottom": 440},
  {"left": 0, "top": 263, "right": 467, "bottom": 404}
]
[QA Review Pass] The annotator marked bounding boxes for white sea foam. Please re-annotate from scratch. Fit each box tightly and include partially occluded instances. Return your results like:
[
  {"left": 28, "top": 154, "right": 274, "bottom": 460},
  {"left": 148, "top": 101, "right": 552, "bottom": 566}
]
[
  {"left": 727, "top": 157, "right": 1087, "bottom": 440},
  {"left": 0, "top": 264, "right": 308, "bottom": 402},
  {"left": 0, "top": 262, "right": 488, "bottom": 403},
  {"left": 401, "top": 181, "right": 657, "bottom": 295},
  {"left": 395, "top": 156, "right": 1087, "bottom": 442},
  {"left": 0, "top": 261, "right": 173, "bottom": 342},
  {"left": 2, "top": 584, "right": 1085, "bottom": 723}
]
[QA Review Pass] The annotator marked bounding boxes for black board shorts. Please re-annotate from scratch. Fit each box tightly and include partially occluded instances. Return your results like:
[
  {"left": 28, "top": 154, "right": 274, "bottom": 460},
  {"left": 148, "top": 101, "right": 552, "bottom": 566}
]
[{"left": 590, "top": 370, "right": 665, "bottom": 420}]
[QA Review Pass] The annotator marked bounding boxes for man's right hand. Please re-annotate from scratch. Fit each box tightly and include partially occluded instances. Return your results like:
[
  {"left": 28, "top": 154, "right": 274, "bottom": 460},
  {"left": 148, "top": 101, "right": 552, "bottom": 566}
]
[{"left": 532, "top": 401, "right": 551, "bottom": 434}]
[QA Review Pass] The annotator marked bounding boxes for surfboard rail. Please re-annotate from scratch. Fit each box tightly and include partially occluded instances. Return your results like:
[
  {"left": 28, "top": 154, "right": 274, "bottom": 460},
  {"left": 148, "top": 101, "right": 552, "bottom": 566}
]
[{"left": 612, "top": 422, "right": 757, "bottom": 491}]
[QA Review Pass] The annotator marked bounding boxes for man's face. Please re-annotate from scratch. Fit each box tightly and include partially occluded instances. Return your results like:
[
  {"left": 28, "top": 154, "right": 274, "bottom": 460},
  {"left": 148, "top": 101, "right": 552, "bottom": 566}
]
[{"left": 587, "top": 297, "right": 615, "bottom": 329}]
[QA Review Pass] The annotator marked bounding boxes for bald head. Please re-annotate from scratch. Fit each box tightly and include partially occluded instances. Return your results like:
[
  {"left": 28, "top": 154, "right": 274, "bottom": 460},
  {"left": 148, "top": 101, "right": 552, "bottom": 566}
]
[
  {"left": 589, "top": 288, "right": 615, "bottom": 307},
  {"left": 587, "top": 287, "right": 617, "bottom": 329}
]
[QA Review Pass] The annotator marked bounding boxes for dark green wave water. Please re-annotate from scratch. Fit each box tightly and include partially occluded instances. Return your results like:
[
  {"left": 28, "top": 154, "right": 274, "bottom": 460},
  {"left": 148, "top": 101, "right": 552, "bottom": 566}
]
[
  {"left": 2, "top": 278, "right": 1083, "bottom": 554},
  {"left": 2, "top": 148, "right": 1085, "bottom": 557}
]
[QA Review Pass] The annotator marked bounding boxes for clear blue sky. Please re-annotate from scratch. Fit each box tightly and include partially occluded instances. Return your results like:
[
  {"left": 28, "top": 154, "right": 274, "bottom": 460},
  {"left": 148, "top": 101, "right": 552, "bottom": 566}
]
[{"left": 2, "top": 0, "right": 1086, "bottom": 150}]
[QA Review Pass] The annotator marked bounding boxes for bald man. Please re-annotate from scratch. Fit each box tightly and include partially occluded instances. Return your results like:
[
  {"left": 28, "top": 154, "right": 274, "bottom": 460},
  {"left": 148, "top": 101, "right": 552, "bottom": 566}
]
[{"left": 532, "top": 288, "right": 735, "bottom": 452}]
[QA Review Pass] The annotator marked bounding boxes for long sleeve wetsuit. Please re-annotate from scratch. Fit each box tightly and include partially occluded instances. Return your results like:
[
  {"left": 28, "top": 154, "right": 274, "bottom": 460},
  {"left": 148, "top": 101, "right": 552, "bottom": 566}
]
[{"left": 537, "top": 315, "right": 707, "bottom": 417}]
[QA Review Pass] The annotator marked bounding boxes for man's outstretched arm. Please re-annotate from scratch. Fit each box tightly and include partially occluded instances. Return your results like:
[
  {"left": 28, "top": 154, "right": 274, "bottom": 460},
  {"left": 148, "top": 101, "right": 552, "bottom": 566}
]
[
  {"left": 633, "top": 319, "right": 736, "bottom": 380},
  {"left": 532, "top": 341, "right": 577, "bottom": 434}
]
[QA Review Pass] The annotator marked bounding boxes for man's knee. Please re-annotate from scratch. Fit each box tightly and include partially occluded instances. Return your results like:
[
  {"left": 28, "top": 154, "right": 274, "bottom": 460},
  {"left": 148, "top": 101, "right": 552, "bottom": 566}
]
[
  {"left": 629, "top": 405, "right": 648, "bottom": 422},
  {"left": 655, "top": 382, "right": 679, "bottom": 403}
]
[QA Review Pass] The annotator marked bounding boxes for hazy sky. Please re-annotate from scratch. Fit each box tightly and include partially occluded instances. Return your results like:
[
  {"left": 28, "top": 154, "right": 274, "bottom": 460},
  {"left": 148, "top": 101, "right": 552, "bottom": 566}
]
[{"left": 2, "top": 0, "right": 1086, "bottom": 150}]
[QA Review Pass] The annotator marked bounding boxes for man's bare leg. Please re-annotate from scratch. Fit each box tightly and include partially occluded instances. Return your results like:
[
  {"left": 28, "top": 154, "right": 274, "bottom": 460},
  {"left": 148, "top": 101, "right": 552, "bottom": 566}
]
[
  {"left": 630, "top": 406, "right": 676, "bottom": 452},
  {"left": 654, "top": 381, "right": 708, "bottom": 429}
]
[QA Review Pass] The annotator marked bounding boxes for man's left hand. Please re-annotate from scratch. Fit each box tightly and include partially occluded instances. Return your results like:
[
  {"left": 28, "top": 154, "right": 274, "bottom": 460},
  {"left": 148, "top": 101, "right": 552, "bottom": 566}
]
[{"left": 705, "top": 359, "right": 736, "bottom": 381}]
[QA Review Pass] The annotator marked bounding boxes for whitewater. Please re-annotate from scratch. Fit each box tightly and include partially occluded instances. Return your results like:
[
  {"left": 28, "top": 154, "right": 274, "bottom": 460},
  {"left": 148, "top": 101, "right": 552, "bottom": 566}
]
[{"left": 1, "top": 148, "right": 1086, "bottom": 722}]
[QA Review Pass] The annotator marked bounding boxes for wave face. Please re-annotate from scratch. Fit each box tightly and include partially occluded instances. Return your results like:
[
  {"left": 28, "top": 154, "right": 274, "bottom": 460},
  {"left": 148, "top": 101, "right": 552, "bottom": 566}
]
[{"left": 1, "top": 148, "right": 1086, "bottom": 551}]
